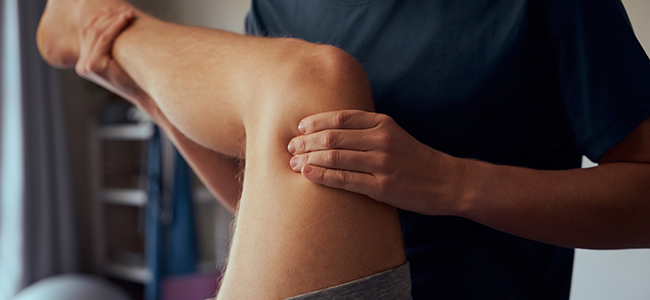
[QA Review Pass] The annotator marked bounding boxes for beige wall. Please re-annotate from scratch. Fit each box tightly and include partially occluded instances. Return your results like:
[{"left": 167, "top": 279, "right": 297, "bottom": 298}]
[
  {"left": 623, "top": 0, "right": 650, "bottom": 56},
  {"left": 133, "top": 0, "right": 250, "bottom": 33},
  {"left": 572, "top": 3, "right": 650, "bottom": 300},
  {"left": 60, "top": 71, "right": 107, "bottom": 273}
]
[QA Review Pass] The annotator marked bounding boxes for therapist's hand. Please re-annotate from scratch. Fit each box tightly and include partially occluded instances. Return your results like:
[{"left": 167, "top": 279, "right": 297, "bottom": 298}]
[{"left": 287, "top": 110, "right": 466, "bottom": 215}]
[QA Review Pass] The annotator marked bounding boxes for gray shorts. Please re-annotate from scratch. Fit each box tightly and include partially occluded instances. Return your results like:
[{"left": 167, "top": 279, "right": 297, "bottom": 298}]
[
  {"left": 207, "top": 262, "right": 412, "bottom": 300},
  {"left": 285, "top": 262, "right": 412, "bottom": 300}
]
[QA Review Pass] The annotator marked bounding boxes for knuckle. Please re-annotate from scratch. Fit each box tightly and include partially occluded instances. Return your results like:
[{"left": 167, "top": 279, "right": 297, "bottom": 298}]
[
  {"left": 371, "top": 113, "right": 384, "bottom": 125},
  {"left": 375, "top": 131, "right": 392, "bottom": 148},
  {"left": 325, "top": 151, "right": 341, "bottom": 167},
  {"left": 376, "top": 113, "right": 393, "bottom": 125},
  {"left": 376, "top": 152, "right": 390, "bottom": 166},
  {"left": 333, "top": 111, "right": 350, "bottom": 127},
  {"left": 322, "top": 131, "right": 338, "bottom": 148},
  {"left": 337, "top": 170, "right": 352, "bottom": 185},
  {"left": 375, "top": 175, "right": 392, "bottom": 193}
]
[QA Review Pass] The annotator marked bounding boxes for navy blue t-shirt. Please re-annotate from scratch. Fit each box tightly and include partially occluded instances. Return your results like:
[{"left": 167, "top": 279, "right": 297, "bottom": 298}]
[{"left": 246, "top": 0, "right": 650, "bottom": 299}]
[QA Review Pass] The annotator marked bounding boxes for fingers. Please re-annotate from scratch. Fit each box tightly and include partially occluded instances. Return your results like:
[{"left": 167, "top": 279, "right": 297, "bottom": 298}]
[
  {"left": 301, "top": 164, "right": 378, "bottom": 198},
  {"left": 82, "top": 7, "right": 133, "bottom": 52},
  {"left": 288, "top": 129, "right": 380, "bottom": 154},
  {"left": 76, "top": 7, "right": 134, "bottom": 78},
  {"left": 75, "top": 7, "right": 146, "bottom": 101},
  {"left": 298, "top": 110, "right": 381, "bottom": 134},
  {"left": 95, "top": 9, "right": 134, "bottom": 54},
  {"left": 290, "top": 149, "right": 381, "bottom": 173}
]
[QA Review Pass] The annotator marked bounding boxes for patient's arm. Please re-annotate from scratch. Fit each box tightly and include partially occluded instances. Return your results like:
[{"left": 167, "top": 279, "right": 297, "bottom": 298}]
[{"left": 45, "top": 5, "right": 406, "bottom": 299}]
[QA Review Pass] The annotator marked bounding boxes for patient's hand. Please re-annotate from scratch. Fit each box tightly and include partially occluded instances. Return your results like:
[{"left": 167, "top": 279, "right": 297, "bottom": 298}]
[{"left": 76, "top": 7, "right": 144, "bottom": 101}]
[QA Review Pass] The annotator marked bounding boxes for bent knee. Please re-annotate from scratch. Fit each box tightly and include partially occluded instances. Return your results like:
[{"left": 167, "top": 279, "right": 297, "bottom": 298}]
[
  {"left": 300, "top": 44, "right": 374, "bottom": 110},
  {"left": 244, "top": 41, "right": 375, "bottom": 148},
  {"left": 291, "top": 43, "right": 374, "bottom": 112}
]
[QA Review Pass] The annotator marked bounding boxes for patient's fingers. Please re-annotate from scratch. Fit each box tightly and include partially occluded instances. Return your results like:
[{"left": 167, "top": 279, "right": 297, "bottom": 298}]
[
  {"left": 96, "top": 9, "right": 134, "bottom": 55},
  {"left": 76, "top": 8, "right": 134, "bottom": 78}
]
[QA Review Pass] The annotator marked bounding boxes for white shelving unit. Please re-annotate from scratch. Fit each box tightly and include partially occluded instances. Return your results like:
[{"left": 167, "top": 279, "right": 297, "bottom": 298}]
[
  {"left": 98, "top": 123, "right": 155, "bottom": 141},
  {"left": 90, "top": 116, "right": 230, "bottom": 293},
  {"left": 102, "top": 188, "right": 148, "bottom": 207},
  {"left": 91, "top": 121, "right": 154, "bottom": 285}
]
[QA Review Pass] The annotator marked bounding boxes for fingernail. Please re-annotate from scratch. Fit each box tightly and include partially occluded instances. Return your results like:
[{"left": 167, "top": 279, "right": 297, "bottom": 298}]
[
  {"left": 290, "top": 156, "right": 298, "bottom": 169},
  {"left": 303, "top": 164, "right": 312, "bottom": 174},
  {"left": 287, "top": 141, "right": 296, "bottom": 154},
  {"left": 298, "top": 122, "right": 306, "bottom": 134}
]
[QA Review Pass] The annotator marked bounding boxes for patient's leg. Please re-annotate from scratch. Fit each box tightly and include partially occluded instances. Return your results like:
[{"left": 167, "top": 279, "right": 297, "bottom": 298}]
[
  {"left": 217, "top": 48, "right": 406, "bottom": 298},
  {"left": 39, "top": 3, "right": 406, "bottom": 299}
]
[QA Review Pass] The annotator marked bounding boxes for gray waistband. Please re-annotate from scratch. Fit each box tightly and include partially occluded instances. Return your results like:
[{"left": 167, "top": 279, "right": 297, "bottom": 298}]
[{"left": 285, "top": 262, "right": 412, "bottom": 300}]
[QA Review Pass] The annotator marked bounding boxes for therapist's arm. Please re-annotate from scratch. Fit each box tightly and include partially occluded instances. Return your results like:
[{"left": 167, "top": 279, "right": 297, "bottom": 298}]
[{"left": 290, "top": 110, "right": 650, "bottom": 249}]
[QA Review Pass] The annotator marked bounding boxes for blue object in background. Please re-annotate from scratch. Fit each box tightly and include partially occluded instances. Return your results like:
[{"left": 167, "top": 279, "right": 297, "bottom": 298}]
[
  {"left": 145, "top": 127, "right": 163, "bottom": 300},
  {"left": 146, "top": 127, "right": 199, "bottom": 300},
  {"left": 166, "top": 148, "right": 198, "bottom": 276}
]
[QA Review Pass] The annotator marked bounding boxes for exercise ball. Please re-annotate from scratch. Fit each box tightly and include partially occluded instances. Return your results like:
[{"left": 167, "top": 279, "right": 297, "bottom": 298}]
[{"left": 12, "top": 274, "right": 131, "bottom": 300}]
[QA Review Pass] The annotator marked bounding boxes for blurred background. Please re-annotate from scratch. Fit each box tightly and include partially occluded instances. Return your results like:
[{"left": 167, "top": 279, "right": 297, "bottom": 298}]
[{"left": 0, "top": 0, "right": 649, "bottom": 299}]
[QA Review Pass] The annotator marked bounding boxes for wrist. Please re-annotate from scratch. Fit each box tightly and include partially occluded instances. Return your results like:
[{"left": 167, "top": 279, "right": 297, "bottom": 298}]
[
  {"left": 451, "top": 157, "right": 494, "bottom": 219},
  {"left": 424, "top": 152, "right": 475, "bottom": 216}
]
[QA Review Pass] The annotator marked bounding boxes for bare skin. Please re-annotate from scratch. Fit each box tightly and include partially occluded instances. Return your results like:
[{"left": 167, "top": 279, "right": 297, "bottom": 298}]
[
  {"left": 288, "top": 82, "right": 650, "bottom": 250},
  {"left": 39, "top": 3, "right": 405, "bottom": 300}
]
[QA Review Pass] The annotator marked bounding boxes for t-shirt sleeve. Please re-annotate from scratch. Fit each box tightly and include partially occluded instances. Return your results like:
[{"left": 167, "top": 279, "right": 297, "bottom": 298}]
[{"left": 546, "top": 0, "right": 650, "bottom": 162}]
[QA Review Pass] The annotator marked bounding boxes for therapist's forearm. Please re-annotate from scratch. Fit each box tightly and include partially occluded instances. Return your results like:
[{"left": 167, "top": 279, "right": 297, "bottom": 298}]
[{"left": 455, "top": 159, "right": 650, "bottom": 249}]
